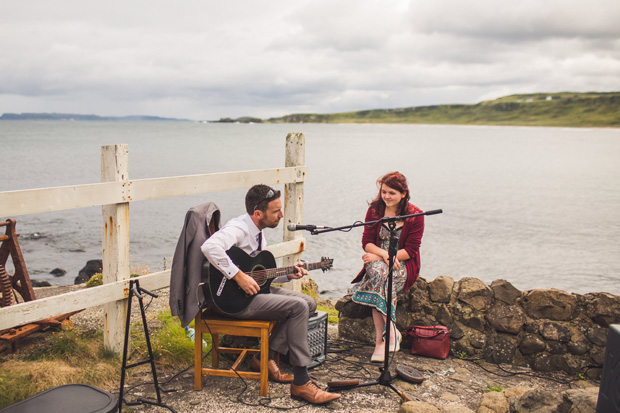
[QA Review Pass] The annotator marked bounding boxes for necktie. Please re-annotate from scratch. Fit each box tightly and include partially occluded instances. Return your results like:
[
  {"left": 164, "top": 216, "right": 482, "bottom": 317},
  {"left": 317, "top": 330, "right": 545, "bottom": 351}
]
[{"left": 256, "top": 232, "right": 263, "bottom": 251}]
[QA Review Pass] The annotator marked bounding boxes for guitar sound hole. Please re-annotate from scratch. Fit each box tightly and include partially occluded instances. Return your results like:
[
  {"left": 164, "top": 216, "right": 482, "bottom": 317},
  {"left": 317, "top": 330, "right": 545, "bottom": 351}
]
[{"left": 251, "top": 266, "right": 267, "bottom": 286}]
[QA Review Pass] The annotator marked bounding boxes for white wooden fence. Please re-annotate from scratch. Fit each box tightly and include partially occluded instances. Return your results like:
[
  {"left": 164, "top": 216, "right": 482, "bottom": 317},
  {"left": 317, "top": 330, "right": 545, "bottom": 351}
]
[{"left": 0, "top": 133, "right": 307, "bottom": 352}]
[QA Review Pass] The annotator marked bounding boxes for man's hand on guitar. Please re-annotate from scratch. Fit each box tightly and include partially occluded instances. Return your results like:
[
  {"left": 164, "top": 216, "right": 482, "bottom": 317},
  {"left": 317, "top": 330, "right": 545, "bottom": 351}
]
[
  {"left": 234, "top": 271, "right": 261, "bottom": 295},
  {"left": 287, "top": 262, "right": 309, "bottom": 280}
]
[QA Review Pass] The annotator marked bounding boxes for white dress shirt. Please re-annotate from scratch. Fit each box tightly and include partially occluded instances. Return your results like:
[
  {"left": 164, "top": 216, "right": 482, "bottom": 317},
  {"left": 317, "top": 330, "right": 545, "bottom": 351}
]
[{"left": 201, "top": 213, "right": 289, "bottom": 283}]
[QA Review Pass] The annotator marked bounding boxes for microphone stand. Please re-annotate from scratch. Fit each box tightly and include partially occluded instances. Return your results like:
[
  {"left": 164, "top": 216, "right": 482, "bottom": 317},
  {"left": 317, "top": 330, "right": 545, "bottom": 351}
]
[{"left": 310, "top": 209, "right": 442, "bottom": 402}]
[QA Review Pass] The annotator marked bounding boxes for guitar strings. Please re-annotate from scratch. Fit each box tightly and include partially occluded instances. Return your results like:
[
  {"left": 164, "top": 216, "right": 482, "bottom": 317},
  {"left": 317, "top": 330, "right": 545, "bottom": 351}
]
[{"left": 246, "top": 263, "right": 326, "bottom": 279}]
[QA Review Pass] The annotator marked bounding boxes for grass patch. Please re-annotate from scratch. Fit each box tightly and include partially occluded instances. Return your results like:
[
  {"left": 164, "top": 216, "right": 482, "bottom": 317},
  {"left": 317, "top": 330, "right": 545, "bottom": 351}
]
[
  {"left": 86, "top": 272, "right": 140, "bottom": 288},
  {"left": 0, "top": 330, "right": 120, "bottom": 409},
  {"left": 0, "top": 309, "right": 204, "bottom": 409},
  {"left": 317, "top": 305, "right": 339, "bottom": 324},
  {"left": 131, "top": 309, "right": 207, "bottom": 367},
  {"left": 300, "top": 278, "right": 339, "bottom": 324}
]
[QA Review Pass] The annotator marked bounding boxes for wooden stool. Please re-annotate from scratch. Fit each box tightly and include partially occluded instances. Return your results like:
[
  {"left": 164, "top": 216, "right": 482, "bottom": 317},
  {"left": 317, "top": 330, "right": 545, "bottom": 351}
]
[{"left": 194, "top": 310, "right": 276, "bottom": 396}]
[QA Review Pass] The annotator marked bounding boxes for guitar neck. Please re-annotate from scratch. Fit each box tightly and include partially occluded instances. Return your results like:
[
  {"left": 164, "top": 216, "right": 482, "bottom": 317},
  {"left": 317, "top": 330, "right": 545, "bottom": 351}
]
[{"left": 265, "top": 262, "right": 323, "bottom": 279}]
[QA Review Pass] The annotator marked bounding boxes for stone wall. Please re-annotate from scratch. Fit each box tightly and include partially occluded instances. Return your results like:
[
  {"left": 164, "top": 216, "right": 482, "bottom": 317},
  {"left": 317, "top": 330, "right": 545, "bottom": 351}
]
[{"left": 335, "top": 276, "right": 620, "bottom": 379}]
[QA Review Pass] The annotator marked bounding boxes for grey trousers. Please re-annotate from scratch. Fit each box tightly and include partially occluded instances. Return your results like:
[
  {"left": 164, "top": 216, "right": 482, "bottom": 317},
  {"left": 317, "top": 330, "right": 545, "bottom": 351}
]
[{"left": 231, "top": 286, "right": 317, "bottom": 367}]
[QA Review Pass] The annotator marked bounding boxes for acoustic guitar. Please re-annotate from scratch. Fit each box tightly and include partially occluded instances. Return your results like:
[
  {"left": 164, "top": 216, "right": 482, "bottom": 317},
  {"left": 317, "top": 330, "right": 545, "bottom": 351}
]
[{"left": 203, "top": 246, "right": 333, "bottom": 315}]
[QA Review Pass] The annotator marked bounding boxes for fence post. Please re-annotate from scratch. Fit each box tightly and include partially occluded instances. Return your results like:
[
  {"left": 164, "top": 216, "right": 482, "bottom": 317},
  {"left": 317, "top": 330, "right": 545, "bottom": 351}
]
[
  {"left": 283, "top": 133, "right": 305, "bottom": 292},
  {"left": 101, "top": 144, "right": 130, "bottom": 353}
]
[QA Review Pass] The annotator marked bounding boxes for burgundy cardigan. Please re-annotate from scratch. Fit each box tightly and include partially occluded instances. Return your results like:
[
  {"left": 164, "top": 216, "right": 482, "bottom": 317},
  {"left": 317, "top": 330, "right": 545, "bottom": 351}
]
[{"left": 352, "top": 202, "right": 425, "bottom": 292}]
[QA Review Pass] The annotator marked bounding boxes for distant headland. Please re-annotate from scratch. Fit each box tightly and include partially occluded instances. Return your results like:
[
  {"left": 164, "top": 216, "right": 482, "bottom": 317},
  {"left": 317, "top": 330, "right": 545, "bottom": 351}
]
[
  {"left": 2, "top": 92, "right": 618, "bottom": 127},
  {"left": 267, "top": 91, "right": 620, "bottom": 128},
  {"left": 0, "top": 113, "right": 189, "bottom": 122}
]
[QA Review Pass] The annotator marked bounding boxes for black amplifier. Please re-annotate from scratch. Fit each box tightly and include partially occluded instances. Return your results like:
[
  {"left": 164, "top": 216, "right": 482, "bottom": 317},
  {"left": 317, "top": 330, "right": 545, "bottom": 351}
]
[{"left": 307, "top": 310, "right": 328, "bottom": 368}]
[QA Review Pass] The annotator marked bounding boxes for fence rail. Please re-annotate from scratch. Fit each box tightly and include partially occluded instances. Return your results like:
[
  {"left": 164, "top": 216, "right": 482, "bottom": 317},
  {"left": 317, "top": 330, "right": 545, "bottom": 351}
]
[
  {"left": 0, "top": 168, "right": 306, "bottom": 217},
  {"left": 0, "top": 133, "right": 307, "bottom": 352}
]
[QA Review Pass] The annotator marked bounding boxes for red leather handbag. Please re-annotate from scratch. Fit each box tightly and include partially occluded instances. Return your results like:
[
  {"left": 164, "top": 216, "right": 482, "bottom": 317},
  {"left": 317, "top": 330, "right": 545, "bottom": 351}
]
[{"left": 404, "top": 325, "right": 450, "bottom": 359}]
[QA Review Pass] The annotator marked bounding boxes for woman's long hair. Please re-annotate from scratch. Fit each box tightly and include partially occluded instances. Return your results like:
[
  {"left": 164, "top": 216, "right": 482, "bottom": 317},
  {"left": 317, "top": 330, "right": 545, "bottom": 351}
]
[{"left": 369, "top": 171, "right": 410, "bottom": 217}]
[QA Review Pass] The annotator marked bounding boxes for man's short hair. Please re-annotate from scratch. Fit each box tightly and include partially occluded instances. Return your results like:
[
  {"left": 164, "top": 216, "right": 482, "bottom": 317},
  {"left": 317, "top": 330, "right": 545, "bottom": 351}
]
[{"left": 245, "top": 184, "right": 281, "bottom": 214}]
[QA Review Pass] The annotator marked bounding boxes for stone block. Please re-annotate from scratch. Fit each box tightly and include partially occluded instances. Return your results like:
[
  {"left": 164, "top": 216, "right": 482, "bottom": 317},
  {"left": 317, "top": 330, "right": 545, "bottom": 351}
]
[
  {"left": 521, "top": 289, "right": 576, "bottom": 321},
  {"left": 547, "top": 341, "right": 566, "bottom": 355},
  {"left": 336, "top": 296, "right": 372, "bottom": 319},
  {"left": 586, "top": 325, "right": 608, "bottom": 346},
  {"left": 540, "top": 322, "right": 571, "bottom": 342},
  {"left": 469, "top": 330, "right": 487, "bottom": 349},
  {"left": 457, "top": 277, "right": 493, "bottom": 310},
  {"left": 436, "top": 304, "right": 453, "bottom": 326},
  {"left": 489, "top": 334, "right": 518, "bottom": 364},
  {"left": 562, "top": 388, "right": 599, "bottom": 413},
  {"left": 337, "top": 315, "right": 374, "bottom": 344},
  {"left": 531, "top": 353, "right": 579, "bottom": 374},
  {"left": 589, "top": 346, "right": 606, "bottom": 365},
  {"left": 509, "top": 389, "right": 564, "bottom": 412},
  {"left": 429, "top": 275, "right": 454, "bottom": 303},
  {"left": 459, "top": 313, "right": 487, "bottom": 332},
  {"left": 566, "top": 340, "right": 589, "bottom": 356},
  {"left": 585, "top": 292, "right": 620, "bottom": 327},
  {"left": 398, "top": 401, "right": 440, "bottom": 413},
  {"left": 490, "top": 279, "right": 521, "bottom": 305},
  {"left": 519, "top": 334, "right": 546, "bottom": 355},
  {"left": 478, "top": 391, "right": 508, "bottom": 413},
  {"left": 486, "top": 305, "right": 526, "bottom": 334}
]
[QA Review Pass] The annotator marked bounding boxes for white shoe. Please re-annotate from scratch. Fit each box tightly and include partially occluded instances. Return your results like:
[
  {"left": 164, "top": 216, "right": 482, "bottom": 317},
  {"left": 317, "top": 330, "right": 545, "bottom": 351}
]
[
  {"left": 371, "top": 352, "right": 384, "bottom": 363},
  {"left": 388, "top": 329, "right": 402, "bottom": 352}
]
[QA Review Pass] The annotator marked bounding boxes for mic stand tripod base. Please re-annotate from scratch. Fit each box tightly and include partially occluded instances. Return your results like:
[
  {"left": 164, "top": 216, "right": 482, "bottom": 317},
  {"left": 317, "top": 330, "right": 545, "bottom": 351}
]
[{"left": 327, "top": 371, "right": 414, "bottom": 403}]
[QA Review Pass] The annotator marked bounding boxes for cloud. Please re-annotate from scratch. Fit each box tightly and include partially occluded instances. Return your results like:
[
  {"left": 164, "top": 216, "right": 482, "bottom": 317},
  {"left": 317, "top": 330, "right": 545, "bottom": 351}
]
[
  {"left": 1, "top": 0, "right": 619, "bottom": 119},
  {"left": 407, "top": 0, "right": 620, "bottom": 40}
]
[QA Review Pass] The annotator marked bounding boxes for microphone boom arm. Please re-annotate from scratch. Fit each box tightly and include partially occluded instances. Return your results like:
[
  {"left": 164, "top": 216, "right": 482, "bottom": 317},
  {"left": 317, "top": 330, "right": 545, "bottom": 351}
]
[{"left": 310, "top": 209, "right": 442, "bottom": 235}]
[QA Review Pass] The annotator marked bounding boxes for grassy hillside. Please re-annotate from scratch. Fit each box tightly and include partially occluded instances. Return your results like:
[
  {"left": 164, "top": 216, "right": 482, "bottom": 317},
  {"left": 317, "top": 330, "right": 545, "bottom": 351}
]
[{"left": 267, "top": 92, "right": 620, "bottom": 128}]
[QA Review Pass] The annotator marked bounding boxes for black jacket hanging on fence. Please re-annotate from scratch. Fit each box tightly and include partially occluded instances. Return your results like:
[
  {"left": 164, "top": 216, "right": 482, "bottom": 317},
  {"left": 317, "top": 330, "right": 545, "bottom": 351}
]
[{"left": 169, "top": 202, "right": 220, "bottom": 327}]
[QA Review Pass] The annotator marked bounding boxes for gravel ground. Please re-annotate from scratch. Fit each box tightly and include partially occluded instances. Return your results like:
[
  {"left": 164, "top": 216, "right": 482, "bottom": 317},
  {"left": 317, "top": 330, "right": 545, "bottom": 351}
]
[{"left": 22, "top": 285, "right": 601, "bottom": 412}]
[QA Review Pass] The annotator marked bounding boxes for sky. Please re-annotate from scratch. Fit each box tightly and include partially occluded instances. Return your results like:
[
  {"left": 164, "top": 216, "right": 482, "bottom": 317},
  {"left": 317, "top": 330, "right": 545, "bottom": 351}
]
[{"left": 1, "top": 0, "right": 619, "bottom": 121}]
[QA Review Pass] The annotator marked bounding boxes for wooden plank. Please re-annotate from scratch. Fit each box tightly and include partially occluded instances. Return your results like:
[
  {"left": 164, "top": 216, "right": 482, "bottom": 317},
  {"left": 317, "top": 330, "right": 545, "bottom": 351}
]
[
  {"left": 0, "top": 271, "right": 169, "bottom": 331},
  {"left": 0, "top": 182, "right": 123, "bottom": 217},
  {"left": 101, "top": 144, "right": 131, "bottom": 352},
  {"left": 129, "top": 167, "right": 307, "bottom": 201},
  {"left": 201, "top": 369, "right": 260, "bottom": 379},
  {"left": 265, "top": 238, "right": 306, "bottom": 258},
  {"left": 0, "top": 167, "right": 307, "bottom": 217},
  {"left": 283, "top": 133, "right": 306, "bottom": 292}
]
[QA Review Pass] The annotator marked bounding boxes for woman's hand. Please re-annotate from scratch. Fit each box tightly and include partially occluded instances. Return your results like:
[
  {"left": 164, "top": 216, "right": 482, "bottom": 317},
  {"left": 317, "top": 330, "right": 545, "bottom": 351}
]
[
  {"left": 287, "top": 262, "right": 309, "bottom": 280},
  {"left": 380, "top": 252, "right": 401, "bottom": 270},
  {"left": 364, "top": 250, "right": 401, "bottom": 270},
  {"left": 363, "top": 252, "right": 385, "bottom": 264}
]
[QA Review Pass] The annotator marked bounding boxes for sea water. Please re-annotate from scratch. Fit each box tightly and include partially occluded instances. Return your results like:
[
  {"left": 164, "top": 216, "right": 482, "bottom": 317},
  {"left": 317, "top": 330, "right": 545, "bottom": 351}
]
[{"left": 1, "top": 121, "right": 619, "bottom": 299}]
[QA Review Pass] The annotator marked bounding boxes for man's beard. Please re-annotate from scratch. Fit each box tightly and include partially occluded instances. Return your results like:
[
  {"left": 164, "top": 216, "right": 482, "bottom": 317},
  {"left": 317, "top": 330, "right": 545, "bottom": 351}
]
[{"left": 261, "top": 218, "right": 280, "bottom": 229}]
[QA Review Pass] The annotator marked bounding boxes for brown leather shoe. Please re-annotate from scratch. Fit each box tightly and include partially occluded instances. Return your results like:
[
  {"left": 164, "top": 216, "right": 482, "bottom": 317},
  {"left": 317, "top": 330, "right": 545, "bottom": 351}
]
[
  {"left": 250, "top": 356, "right": 294, "bottom": 383},
  {"left": 291, "top": 380, "right": 341, "bottom": 404}
]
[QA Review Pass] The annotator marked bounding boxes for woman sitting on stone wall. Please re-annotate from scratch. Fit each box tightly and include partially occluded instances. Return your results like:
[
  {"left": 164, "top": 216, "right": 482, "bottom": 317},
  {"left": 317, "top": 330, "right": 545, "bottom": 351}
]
[{"left": 349, "top": 171, "right": 425, "bottom": 362}]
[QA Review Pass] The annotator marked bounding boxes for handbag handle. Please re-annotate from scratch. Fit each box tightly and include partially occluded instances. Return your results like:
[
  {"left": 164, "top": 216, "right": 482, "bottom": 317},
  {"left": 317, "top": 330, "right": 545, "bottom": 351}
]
[{"left": 405, "top": 326, "right": 449, "bottom": 339}]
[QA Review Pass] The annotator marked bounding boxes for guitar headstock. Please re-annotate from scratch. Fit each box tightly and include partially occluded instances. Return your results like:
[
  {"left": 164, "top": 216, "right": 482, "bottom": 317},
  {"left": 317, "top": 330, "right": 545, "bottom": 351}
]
[{"left": 320, "top": 257, "right": 334, "bottom": 272}]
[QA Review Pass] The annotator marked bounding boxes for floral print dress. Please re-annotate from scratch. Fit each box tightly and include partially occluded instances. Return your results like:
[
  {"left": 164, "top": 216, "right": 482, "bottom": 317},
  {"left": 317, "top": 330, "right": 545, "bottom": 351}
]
[{"left": 349, "top": 225, "right": 407, "bottom": 321}]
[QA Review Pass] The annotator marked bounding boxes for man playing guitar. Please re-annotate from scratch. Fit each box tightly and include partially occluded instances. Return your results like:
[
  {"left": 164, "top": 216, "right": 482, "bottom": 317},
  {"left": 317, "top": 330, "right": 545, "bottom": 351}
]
[{"left": 201, "top": 184, "right": 340, "bottom": 405}]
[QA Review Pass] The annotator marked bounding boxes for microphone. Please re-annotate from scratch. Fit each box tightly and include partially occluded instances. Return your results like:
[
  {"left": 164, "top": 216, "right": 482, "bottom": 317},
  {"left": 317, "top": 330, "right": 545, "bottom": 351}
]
[
  {"left": 287, "top": 223, "right": 328, "bottom": 231},
  {"left": 424, "top": 209, "right": 443, "bottom": 215}
]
